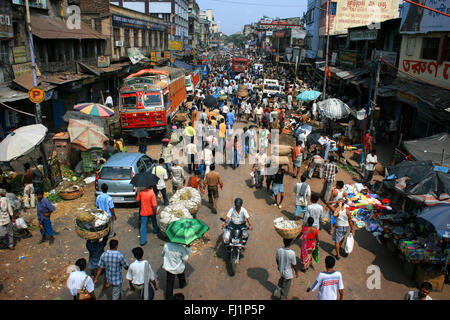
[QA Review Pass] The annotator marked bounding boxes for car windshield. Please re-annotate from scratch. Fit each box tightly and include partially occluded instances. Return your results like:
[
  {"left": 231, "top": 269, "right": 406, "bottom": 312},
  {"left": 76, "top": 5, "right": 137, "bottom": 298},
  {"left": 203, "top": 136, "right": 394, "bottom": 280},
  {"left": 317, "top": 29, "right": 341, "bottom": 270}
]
[
  {"left": 143, "top": 93, "right": 162, "bottom": 107},
  {"left": 185, "top": 79, "right": 192, "bottom": 87},
  {"left": 99, "top": 167, "right": 132, "bottom": 180}
]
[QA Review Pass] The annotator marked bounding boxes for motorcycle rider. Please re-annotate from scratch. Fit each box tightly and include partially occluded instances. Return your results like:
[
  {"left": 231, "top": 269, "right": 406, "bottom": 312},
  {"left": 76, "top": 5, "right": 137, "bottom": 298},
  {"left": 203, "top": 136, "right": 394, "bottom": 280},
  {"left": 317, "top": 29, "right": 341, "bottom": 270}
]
[{"left": 222, "top": 198, "right": 253, "bottom": 246}]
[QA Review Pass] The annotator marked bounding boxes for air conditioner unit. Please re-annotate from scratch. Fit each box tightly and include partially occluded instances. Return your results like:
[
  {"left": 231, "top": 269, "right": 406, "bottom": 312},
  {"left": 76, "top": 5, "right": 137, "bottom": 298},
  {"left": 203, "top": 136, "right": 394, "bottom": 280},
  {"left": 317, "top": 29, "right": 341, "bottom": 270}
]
[{"left": 115, "top": 41, "right": 124, "bottom": 47}]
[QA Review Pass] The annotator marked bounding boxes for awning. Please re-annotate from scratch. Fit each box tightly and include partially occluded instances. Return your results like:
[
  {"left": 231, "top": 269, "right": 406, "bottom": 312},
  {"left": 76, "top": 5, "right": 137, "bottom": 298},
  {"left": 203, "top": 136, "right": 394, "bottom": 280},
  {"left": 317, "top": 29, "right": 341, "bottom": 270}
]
[
  {"left": 31, "top": 14, "right": 105, "bottom": 40},
  {"left": 381, "top": 79, "right": 450, "bottom": 124},
  {"left": 318, "top": 66, "right": 370, "bottom": 80},
  {"left": 0, "top": 86, "right": 29, "bottom": 103},
  {"left": 40, "top": 73, "right": 93, "bottom": 85},
  {"left": 77, "top": 62, "right": 130, "bottom": 76}
]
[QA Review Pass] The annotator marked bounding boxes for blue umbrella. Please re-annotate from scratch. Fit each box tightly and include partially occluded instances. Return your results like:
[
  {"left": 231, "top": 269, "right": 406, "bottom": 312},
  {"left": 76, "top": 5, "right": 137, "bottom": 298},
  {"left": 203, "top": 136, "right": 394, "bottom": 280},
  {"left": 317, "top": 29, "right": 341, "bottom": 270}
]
[
  {"left": 296, "top": 90, "right": 321, "bottom": 102},
  {"left": 417, "top": 204, "right": 450, "bottom": 238}
]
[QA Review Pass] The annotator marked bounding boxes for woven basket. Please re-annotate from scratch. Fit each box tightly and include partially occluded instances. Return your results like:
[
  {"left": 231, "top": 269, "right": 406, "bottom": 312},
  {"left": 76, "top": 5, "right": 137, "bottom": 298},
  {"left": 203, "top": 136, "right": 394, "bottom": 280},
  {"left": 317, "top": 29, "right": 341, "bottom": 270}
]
[
  {"left": 274, "top": 222, "right": 302, "bottom": 239},
  {"left": 75, "top": 221, "right": 111, "bottom": 240},
  {"left": 60, "top": 186, "right": 84, "bottom": 200}
]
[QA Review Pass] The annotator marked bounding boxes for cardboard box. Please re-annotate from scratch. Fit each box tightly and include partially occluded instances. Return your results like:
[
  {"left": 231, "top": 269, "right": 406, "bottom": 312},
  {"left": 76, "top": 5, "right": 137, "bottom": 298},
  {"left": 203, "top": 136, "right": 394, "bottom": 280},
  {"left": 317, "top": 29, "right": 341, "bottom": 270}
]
[{"left": 414, "top": 264, "right": 446, "bottom": 292}]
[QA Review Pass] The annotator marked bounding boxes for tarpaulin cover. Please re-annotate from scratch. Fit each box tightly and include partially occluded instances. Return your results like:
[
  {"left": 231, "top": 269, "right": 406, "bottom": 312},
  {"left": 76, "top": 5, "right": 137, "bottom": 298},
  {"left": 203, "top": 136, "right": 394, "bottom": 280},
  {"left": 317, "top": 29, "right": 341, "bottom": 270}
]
[
  {"left": 173, "top": 60, "right": 193, "bottom": 71},
  {"left": 403, "top": 133, "right": 450, "bottom": 167},
  {"left": 386, "top": 160, "right": 450, "bottom": 198}
]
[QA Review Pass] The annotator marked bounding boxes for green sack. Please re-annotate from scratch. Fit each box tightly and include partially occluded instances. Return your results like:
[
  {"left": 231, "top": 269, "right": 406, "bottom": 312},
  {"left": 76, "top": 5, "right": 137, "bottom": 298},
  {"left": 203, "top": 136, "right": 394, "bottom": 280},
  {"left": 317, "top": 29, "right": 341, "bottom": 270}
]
[{"left": 312, "top": 247, "right": 319, "bottom": 264}]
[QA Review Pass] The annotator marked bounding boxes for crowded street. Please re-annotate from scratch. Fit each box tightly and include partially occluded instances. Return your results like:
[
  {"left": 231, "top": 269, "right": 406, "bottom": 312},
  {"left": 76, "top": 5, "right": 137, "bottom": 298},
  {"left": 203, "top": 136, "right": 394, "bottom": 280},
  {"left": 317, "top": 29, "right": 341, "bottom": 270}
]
[{"left": 0, "top": 0, "right": 449, "bottom": 304}]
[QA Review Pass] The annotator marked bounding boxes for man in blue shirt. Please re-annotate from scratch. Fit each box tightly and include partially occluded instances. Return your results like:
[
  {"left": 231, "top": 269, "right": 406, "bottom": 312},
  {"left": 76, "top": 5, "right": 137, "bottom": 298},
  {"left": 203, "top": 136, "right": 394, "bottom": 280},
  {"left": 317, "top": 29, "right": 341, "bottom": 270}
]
[
  {"left": 96, "top": 184, "right": 117, "bottom": 238},
  {"left": 36, "top": 189, "right": 56, "bottom": 245},
  {"left": 226, "top": 109, "right": 235, "bottom": 130}
]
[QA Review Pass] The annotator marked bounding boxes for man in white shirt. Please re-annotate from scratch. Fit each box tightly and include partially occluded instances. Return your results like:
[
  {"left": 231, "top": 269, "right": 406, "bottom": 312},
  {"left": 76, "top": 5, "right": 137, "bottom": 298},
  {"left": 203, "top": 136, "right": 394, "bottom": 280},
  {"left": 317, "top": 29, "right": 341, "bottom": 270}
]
[
  {"left": 185, "top": 137, "right": 197, "bottom": 174},
  {"left": 105, "top": 94, "right": 113, "bottom": 108},
  {"left": 67, "top": 258, "right": 96, "bottom": 300},
  {"left": 364, "top": 149, "right": 378, "bottom": 186},
  {"left": 222, "top": 198, "right": 253, "bottom": 244},
  {"left": 162, "top": 241, "right": 191, "bottom": 300},
  {"left": 303, "top": 194, "right": 325, "bottom": 229},
  {"left": 252, "top": 150, "right": 267, "bottom": 188},
  {"left": 152, "top": 158, "right": 169, "bottom": 206},
  {"left": 127, "top": 247, "right": 158, "bottom": 300},
  {"left": 0, "top": 188, "right": 15, "bottom": 250},
  {"left": 255, "top": 105, "right": 264, "bottom": 127},
  {"left": 222, "top": 103, "right": 230, "bottom": 115},
  {"left": 307, "top": 255, "right": 344, "bottom": 300},
  {"left": 274, "top": 238, "right": 298, "bottom": 300}
]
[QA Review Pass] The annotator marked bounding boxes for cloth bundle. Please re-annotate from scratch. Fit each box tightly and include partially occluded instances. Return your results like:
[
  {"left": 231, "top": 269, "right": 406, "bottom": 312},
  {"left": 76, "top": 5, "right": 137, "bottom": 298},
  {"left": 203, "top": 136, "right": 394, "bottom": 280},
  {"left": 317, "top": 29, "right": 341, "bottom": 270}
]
[
  {"left": 170, "top": 187, "right": 202, "bottom": 214},
  {"left": 158, "top": 204, "right": 192, "bottom": 233}
]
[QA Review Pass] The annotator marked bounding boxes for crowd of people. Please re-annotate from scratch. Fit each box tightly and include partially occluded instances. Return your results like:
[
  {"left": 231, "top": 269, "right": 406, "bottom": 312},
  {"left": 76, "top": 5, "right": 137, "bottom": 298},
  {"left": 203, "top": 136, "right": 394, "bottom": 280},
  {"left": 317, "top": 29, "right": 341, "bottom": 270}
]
[{"left": 0, "top": 51, "right": 432, "bottom": 302}]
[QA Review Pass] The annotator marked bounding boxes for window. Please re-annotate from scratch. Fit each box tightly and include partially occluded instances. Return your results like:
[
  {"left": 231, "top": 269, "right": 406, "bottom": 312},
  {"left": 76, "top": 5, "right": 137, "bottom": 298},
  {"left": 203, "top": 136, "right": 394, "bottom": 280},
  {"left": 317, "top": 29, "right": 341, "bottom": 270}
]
[
  {"left": 143, "top": 93, "right": 162, "bottom": 106},
  {"left": 445, "top": 37, "right": 450, "bottom": 61},
  {"left": 99, "top": 167, "right": 132, "bottom": 180},
  {"left": 134, "top": 30, "right": 139, "bottom": 47},
  {"left": 137, "top": 159, "right": 146, "bottom": 174},
  {"left": 113, "top": 28, "right": 120, "bottom": 41},
  {"left": 141, "top": 156, "right": 156, "bottom": 171},
  {"left": 124, "top": 29, "right": 130, "bottom": 47},
  {"left": 95, "top": 19, "right": 102, "bottom": 33},
  {"left": 122, "top": 94, "right": 137, "bottom": 109},
  {"left": 406, "top": 37, "right": 415, "bottom": 56},
  {"left": 421, "top": 37, "right": 440, "bottom": 60}
]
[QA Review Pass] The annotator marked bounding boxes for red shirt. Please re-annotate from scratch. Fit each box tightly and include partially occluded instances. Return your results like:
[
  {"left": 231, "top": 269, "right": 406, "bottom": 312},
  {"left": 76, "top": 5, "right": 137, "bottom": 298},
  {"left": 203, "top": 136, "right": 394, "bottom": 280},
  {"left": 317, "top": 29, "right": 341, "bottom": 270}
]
[
  {"left": 188, "top": 176, "right": 202, "bottom": 189},
  {"left": 136, "top": 189, "right": 157, "bottom": 216}
]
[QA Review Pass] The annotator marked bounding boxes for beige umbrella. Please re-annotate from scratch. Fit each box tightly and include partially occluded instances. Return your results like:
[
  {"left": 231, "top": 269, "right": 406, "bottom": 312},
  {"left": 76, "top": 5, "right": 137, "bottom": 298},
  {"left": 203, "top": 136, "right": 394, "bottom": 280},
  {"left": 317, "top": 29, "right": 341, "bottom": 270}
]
[{"left": 67, "top": 119, "right": 108, "bottom": 150}]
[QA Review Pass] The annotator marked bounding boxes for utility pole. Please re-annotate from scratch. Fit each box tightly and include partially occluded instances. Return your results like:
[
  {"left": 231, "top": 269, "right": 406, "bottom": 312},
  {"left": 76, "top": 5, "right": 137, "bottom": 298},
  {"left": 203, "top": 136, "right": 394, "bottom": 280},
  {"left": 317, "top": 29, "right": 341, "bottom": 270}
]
[
  {"left": 25, "top": 0, "right": 42, "bottom": 123},
  {"left": 370, "top": 55, "right": 381, "bottom": 137},
  {"left": 322, "top": 0, "right": 331, "bottom": 101}
]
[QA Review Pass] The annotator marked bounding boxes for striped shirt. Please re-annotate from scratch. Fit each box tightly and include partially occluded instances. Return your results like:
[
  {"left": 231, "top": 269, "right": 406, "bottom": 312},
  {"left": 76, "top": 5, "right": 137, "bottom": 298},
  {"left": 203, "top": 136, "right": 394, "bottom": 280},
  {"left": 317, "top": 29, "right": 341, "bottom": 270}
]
[
  {"left": 323, "top": 162, "right": 338, "bottom": 182},
  {"left": 98, "top": 250, "right": 129, "bottom": 286}
]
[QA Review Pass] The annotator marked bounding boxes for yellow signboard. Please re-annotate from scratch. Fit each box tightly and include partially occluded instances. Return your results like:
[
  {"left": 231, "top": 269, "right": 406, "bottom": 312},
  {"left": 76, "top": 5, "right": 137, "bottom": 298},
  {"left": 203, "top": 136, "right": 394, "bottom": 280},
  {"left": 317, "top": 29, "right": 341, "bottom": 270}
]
[
  {"left": 151, "top": 52, "right": 157, "bottom": 62},
  {"left": 28, "top": 87, "right": 45, "bottom": 104},
  {"left": 164, "top": 51, "right": 170, "bottom": 59},
  {"left": 169, "top": 40, "right": 183, "bottom": 51}
]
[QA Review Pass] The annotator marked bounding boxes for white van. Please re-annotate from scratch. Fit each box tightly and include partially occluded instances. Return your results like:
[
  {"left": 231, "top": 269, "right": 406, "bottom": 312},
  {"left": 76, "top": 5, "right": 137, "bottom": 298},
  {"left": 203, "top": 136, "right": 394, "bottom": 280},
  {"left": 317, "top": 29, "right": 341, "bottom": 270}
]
[{"left": 263, "top": 79, "right": 281, "bottom": 95}]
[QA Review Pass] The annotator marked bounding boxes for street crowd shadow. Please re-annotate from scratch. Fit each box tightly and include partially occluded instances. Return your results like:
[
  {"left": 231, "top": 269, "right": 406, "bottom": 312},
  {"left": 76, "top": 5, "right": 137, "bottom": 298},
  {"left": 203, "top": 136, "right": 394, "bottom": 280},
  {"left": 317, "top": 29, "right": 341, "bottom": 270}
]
[
  {"left": 126, "top": 212, "right": 141, "bottom": 230},
  {"left": 213, "top": 235, "right": 237, "bottom": 277},
  {"left": 318, "top": 240, "right": 335, "bottom": 256},
  {"left": 246, "top": 267, "right": 277, "bottom": 298},
  {"left": 155, "top": 263, "right": 195, "bottom": 299},
  {"left": 280, "top": 209, "right": 295, "bottom": 221},
  {"left": 353, "top": 230, "right": 416, "bottom": 287}
]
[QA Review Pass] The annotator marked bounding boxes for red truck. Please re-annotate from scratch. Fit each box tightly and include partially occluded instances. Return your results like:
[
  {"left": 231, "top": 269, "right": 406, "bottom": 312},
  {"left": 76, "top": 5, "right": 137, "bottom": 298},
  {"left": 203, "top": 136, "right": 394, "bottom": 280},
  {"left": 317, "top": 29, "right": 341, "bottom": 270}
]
[
  {"left": 232, "top": 57, "right": 248, "bottom": 74},
  {"left": 119, "top": 67, "right": 187, "bottom": 136}
]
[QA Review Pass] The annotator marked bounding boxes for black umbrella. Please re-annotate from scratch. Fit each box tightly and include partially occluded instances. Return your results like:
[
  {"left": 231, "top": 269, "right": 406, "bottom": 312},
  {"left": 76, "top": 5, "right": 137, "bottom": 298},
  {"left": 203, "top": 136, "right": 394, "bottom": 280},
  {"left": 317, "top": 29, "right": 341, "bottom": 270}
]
[
  {"left": 130, "top": 171, "right": 159, "bottom": 188},
  {"left": 129, "top": 129, "right": 149, "bottom": 138},
  {"left": 307, "top": 133, "right": 323, "bottom": 147},
  {"left": 204, "top": 95, "right": 218, "bottom": 108}
]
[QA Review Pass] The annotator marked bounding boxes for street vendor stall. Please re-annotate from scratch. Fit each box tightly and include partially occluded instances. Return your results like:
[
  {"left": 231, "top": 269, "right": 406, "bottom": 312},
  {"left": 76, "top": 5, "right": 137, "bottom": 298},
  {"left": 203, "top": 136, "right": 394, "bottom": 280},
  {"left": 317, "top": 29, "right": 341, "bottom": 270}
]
[{"left": 339, "top": 161, "right": 450, "bottom": 291}]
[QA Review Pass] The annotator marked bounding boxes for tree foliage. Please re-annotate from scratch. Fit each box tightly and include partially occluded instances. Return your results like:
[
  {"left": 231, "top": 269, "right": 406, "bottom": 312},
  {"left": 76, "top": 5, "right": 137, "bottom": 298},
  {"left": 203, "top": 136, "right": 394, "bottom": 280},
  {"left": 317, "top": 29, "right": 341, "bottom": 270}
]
[{"left": 225, "top": 33, "right": 246, "bottom": 48}]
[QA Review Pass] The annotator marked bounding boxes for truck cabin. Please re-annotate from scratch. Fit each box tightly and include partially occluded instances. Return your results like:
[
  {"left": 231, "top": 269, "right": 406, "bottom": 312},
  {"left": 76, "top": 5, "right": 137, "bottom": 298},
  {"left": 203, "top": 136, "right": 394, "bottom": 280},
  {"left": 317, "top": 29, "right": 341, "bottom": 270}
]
[{"left": 120, "top": 83, "right": 167, "bottom": 111}]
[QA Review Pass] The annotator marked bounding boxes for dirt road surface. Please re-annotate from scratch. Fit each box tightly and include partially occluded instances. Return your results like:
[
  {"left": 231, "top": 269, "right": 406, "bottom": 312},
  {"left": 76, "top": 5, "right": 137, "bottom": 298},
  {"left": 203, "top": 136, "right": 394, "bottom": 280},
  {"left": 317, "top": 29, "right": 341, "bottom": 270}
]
[{"left": 1, "top": 122, "right": 448, "bottom": 300}]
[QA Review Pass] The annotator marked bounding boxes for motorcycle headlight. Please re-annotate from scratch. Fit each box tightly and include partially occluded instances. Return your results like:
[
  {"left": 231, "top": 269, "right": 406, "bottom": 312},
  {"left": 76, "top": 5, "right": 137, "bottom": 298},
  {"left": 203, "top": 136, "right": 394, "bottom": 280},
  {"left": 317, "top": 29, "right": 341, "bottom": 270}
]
[{"left": 231, "top": 238, "right": 240, "bottom": 244}]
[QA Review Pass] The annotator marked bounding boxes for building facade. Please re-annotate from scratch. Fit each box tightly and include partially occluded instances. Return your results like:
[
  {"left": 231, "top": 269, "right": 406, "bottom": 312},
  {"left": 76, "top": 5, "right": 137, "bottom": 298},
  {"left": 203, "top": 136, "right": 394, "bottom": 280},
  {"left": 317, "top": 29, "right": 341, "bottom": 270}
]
[{"left": 188, "top": 0, "right": 200, "bottom": 51}]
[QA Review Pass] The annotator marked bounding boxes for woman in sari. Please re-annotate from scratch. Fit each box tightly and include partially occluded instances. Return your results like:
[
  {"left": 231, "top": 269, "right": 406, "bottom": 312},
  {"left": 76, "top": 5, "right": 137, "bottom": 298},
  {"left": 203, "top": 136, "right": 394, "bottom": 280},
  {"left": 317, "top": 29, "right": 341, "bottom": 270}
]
[{"left": 297, "top": 217, "right": 319, "bottom": 272}]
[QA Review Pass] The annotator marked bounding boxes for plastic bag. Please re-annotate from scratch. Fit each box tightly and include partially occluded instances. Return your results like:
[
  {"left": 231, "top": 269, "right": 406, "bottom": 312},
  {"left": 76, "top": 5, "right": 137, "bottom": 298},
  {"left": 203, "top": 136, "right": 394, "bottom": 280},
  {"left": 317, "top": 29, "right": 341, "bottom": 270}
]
[
  {"left": 312, "top": 247, "right": 319, "bottom": 264},
  {"left": 344, "top": 233, "right": 354, "bottom": 254},
  {"left": 14, "top": 218, "right": 28, "bottom": 230}
]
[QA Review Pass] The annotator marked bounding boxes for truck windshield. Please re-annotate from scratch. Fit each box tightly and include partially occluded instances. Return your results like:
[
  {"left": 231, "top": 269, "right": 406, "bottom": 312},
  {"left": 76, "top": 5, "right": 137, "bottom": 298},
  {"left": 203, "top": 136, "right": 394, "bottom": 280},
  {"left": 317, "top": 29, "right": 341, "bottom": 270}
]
[
  {"left": 264, "top": 85, "right": 280, "bottom": 91},
  {"left": 121, "top": 94, "right": 137, "bottom": 109},
  {"left": 185, "top": 78, "right": 192, "bottom": 87},
  {"left": 143, "top": 93, "right": 162, "bottom": 107}
]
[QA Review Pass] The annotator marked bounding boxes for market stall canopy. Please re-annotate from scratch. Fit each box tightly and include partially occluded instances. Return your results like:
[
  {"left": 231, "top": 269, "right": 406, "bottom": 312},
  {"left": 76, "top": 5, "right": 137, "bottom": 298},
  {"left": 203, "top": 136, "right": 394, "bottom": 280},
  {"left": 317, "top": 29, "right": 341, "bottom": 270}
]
[
  {"left": 63, "top": 110, "right": 105, "bottom": 128},
  {"left": 417, "top": 204, "right": 450, "bottom": 238},
  {"left": 317, "top": 98, "right": 351, "bottom": 120},
  {"left": 385, "top": 160, "right": 450, "bottom": 205},
  {"left": 30, "top": 14, "right": 105, "bottom": 40},
  {"left": 0, "top": 124, "right": 48, "bottom": 162},
  {"left": 402, "top": 133, "right": 450, "bottom": 167},
  {"left": 67, "top": 119, "right": 108, "bottom": 151},
  {"left": 296, "top": 90, "right": 321, "bottom": 102},
  {"left": 74, "top": 103, "right": 114, "bottom": 118}
]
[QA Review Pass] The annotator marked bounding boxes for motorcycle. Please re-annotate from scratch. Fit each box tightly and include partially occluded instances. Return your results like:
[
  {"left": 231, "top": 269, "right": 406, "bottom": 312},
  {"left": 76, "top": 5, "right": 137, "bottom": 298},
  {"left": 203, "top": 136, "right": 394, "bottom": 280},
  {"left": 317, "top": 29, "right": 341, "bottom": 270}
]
[{"left": 220, "top": 217, "right": 248, "bottom": 276}]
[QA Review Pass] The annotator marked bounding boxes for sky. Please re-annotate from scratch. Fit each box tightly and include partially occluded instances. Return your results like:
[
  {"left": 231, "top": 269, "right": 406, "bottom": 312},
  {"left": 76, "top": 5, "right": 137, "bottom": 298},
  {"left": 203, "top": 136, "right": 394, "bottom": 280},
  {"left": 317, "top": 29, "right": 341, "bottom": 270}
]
[{"left": 196, "top": 0, "right": 308, "bottom": 35}]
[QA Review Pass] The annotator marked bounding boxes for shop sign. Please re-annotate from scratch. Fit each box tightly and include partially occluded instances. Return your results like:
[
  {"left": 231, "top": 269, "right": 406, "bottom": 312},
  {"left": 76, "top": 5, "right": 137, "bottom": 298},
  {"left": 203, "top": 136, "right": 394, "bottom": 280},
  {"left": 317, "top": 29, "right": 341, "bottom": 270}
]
[
  {"left": 44, "top": 89, "right": 54, "bottom": 101},
  {"left": 112, "top": 15, "right": 167, "bottom": 32},
  {"left": 349, "top": 29, "right": 378, "bottom": 41},
  {"left": 169, "top": 40, "right": 183, "bottom": 51},
  {"left": 0, "top": 9, "right": 13, "bottom": 38},
  {"left": 12, "top": 62, "right": 41, "bottom": 78},
  {"left": 274, "top": 31, "right": 284, "bottom": 38},
  {"left": 12, "top": 0, "right": 47, "bottom": 10},
  {"left": 373, "top": 50, "right": 397, "bottom": 66},
  {"left": 151, "top": 51, "right": 157, "bottom": 62},
  {"left": 12, "top": 46, "right": 27, "bottom": 64},
  {"left": 164, "top": 51, "right": 170, "bottom": 59},
  {"left": 28, "top": 87, "right": 45, "bottom": 104},
  {"left": 339, "top": 50, "right": 357, "bottom": 68},
  {"left": 266, "top": 31, "right": 273, "bottom": 36},
  {"left": 97, "top": 56, "right": 110, "bottom": 68},
  {"left": 397, "top": 90, "right": 418, "bottom": 107}
]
